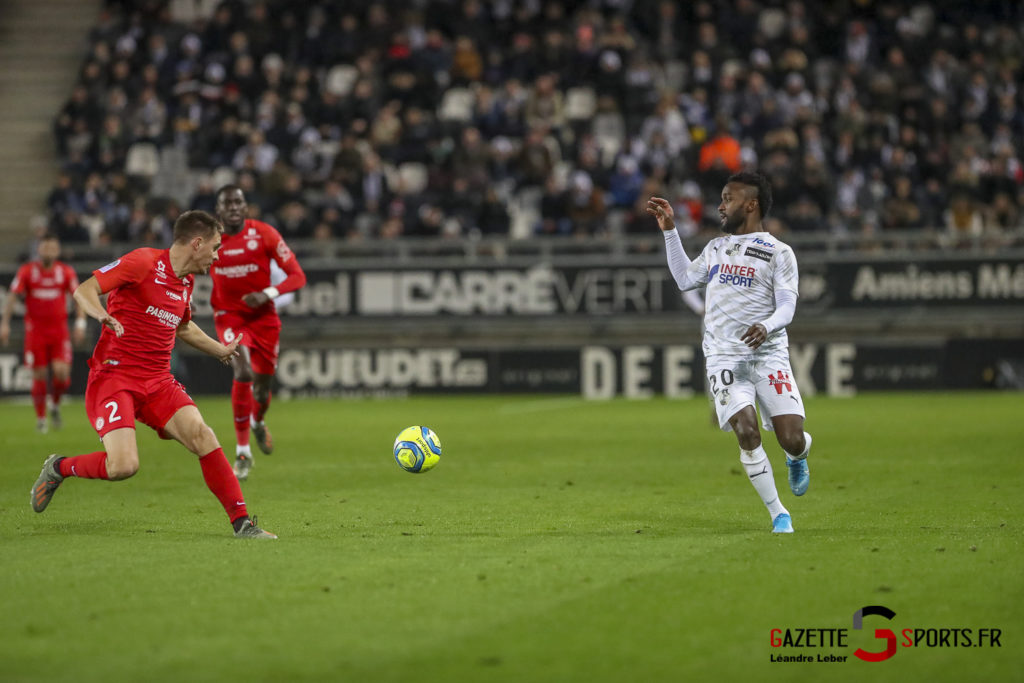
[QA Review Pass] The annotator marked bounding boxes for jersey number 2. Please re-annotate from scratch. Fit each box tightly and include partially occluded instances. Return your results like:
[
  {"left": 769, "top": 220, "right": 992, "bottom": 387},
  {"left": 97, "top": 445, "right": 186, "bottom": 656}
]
[{"left": 105, "top": 401, "right": 123, "bottom": 424}]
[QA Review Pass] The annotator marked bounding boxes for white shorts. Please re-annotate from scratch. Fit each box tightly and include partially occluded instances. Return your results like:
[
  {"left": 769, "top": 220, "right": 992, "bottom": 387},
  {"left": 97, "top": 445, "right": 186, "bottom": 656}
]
[{"left": 705, "top": 353, "right": 805, "bottom": 432}]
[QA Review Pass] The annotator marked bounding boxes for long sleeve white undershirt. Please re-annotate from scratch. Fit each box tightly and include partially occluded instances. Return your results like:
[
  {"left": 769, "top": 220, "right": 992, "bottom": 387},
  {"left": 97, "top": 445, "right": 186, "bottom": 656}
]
[
  {"left": 662, "top": 228, "right": 700, "bottom": 290},
  {"left": 761, "top": 288, "right": 797, "bottom": 334}
]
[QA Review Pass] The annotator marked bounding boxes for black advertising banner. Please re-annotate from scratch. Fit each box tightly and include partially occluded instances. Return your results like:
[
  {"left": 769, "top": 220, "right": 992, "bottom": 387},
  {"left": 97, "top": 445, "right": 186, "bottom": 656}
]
[
  {"left": 0, "top": 257, "right": 1022, "bottom": 319},
  {"left": 2, "top": 340, "right": 1018, "bottom": 399},
  {"left": 812, "top": 258, "right": 1024, "bottom": 309},
  {"left": 257, "top": 258, "right": 1024, "bottom": 317}
]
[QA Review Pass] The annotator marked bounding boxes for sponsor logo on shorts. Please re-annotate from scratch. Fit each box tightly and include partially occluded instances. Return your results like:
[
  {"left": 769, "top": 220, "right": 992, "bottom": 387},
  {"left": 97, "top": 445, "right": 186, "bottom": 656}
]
[
  {"left": 769, "top": 370, "right": 792, "bottom": 394},
  {"left": 95, "top": 417, "right": 105, "bottom": 430}
]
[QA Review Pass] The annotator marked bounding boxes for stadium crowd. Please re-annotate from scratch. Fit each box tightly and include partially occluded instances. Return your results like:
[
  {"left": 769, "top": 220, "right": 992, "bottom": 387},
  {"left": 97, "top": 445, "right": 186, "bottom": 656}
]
[{"left": 44, "top": 0, "right": 1024, "bottom": 249}]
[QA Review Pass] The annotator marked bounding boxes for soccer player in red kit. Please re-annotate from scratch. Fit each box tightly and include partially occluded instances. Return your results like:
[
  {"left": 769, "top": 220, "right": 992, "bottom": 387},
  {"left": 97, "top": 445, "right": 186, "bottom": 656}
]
[
  {"left": 29, "top": 210, "right": 276, "bottom": 538},
  {"left": 1, "top": 234, "right": 87, "bottom": 432},
  {"left": 212, "top": 185, "right": 306, "bottom": 480}
]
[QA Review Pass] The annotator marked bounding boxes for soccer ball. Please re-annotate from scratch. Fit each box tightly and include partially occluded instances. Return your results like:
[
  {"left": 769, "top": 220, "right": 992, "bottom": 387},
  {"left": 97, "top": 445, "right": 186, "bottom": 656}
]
[{"left": 393, "top": 426, "right": 442, "bottom": 473}]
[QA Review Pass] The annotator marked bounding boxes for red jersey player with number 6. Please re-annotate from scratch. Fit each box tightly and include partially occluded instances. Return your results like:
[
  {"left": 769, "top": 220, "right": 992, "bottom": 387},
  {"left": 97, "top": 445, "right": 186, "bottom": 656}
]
[{"left": 212, "top": 185, "right": 306, "bottom": 480}]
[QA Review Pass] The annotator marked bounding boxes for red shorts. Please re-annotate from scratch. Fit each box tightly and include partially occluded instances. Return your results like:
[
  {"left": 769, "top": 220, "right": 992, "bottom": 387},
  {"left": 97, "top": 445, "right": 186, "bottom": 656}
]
[
  {"left": 85, "top": 368, "right": 195, "bottom": 439},
  {"left": 24, "top": 324, "right": 72, "bottom": 368},
  {"left": 214, "top": 310, "right": 281, "bottom": 375}
]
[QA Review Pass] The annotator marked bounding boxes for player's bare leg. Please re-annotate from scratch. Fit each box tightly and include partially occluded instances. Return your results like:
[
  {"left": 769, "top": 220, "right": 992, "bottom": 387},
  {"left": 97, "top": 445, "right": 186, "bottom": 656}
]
[
  {"left": 251, "top": 372, "right": 275, "bottom": 455},
  {"left": 772, "top": 414, "right": 811, "bottom": 496},
  {"left": 729, "top": 406, "right": 792, "bottom": 533},
  {"left": 229, "top": 346, "right": 255, "bottom": 478},
  {"left": 163, "top": 405, "right": 276, "bottom": 538}
]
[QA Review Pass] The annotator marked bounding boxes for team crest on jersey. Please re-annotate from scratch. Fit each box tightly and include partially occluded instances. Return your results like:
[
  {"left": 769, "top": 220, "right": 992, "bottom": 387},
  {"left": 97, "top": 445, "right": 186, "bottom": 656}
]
[
  {"left": 247, "top": 240, "right": 259, "bottom": 250},
  {"left": 725, "top": 243, "right": 741, "bottom": 256}
]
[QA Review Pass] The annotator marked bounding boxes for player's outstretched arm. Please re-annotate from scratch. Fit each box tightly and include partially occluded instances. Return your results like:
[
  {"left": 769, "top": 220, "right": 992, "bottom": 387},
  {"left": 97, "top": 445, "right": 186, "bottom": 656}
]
[
  {"left": 648, "top": 196, "right": 704, "bottom": 293},
  {"left": 176, "top": 320, "right": 240, "bottom": 364},
  {"left": 74, "top": 277, "right": 124, "bottom": 337}
]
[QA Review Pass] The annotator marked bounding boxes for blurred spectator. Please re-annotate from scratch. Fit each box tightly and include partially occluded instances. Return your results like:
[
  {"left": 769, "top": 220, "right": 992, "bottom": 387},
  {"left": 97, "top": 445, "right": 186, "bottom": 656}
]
[
  {"left": 565, "top": 171, "right": 606, "bottom": 236},
  {"left": 945, "top": 194, "right": 984, "bottom": 239}
]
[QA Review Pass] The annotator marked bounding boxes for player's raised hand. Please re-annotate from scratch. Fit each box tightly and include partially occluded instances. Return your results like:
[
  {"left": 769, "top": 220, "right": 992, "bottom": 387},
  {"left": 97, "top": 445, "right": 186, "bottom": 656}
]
[
  {"left": 741, "top": 323, "right": 768, "bottom": 349},
  {"left": 219, "top": 332, "right": 243, "bottom": 364},
  {"left": 101, "top": 314, "right": 124, "bottom": 338},
  {"left": 646, "top": 197, "right": 676, "bottom": 232}
]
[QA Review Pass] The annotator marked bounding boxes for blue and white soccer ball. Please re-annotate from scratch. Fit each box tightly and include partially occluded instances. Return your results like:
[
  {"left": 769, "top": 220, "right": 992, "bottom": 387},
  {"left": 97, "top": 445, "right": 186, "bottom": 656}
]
[{"left": 393, "top": 426, "right": 442, "bottom": 473}]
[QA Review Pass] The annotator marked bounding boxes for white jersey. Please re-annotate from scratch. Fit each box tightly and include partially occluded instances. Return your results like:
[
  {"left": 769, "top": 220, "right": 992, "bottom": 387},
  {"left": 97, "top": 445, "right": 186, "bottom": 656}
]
[{"left": 669, "top": 231, "right": 799, "bottom": 358}]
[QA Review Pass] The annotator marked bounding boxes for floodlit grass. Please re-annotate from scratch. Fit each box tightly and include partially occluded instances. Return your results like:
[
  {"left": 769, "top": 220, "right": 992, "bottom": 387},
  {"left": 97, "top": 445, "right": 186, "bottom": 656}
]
[{"left": 1, "top": 393, "right": 1021, "bottom": 682}]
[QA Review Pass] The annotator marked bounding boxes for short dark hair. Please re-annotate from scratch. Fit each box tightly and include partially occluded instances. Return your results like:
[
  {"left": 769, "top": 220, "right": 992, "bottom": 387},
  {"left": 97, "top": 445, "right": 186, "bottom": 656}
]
[
  {"left": 39, "top": 232, "right": 60, "bottom": 243},
  {"left": 727, "top": 172, "right": 773, "bottom": 218},
  {"left": 173, "top": 210, "right": 222, "bottom": 243},
  {"left": 215, "top": 184, "right": 243, "bottom": 202}
]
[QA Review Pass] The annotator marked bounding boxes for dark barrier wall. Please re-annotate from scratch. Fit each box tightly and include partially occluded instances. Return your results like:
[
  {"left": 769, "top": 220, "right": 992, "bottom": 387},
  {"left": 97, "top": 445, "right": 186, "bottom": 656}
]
[
  {"left": 1, "top": 339, "right": 1019, "bottom": 399},
  {"left": 1, "top": 256, "right": 1022, "bottom": 319}
]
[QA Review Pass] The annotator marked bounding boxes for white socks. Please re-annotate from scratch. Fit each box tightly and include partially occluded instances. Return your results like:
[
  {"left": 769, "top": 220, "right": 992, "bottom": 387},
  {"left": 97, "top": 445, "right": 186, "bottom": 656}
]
[
  {"left": 786, "top": 431, "right": 813, "bottom": 460},
  {"left": 741, "top": 445, "right": 787, "bottom": 519},
  {"left": 236, "top": 444, "right": 252, "bottom": 458}
]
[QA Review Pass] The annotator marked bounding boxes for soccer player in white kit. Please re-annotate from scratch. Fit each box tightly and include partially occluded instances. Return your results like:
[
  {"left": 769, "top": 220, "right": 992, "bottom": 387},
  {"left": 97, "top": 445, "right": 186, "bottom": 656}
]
[{"left": 647, "top": 172, "right": 811, "bottom": 533}]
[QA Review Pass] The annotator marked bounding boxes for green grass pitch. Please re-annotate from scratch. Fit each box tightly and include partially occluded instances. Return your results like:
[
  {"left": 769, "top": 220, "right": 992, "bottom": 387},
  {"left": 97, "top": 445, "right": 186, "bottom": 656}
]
[{"left": 1, "top": 392, "right": 1021, "bottom": 682}]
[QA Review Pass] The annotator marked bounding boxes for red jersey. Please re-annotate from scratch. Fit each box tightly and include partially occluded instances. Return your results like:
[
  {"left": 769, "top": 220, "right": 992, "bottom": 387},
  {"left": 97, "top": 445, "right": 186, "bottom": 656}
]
[
  {"left": 209, "top": 219, "right": 305, "bottom": 315},
  {"left": 10, "top": 260, "right": 79, "bottom": 328},
  {"left": 89, "top": 248, "right": 193, "bottom": 375}
]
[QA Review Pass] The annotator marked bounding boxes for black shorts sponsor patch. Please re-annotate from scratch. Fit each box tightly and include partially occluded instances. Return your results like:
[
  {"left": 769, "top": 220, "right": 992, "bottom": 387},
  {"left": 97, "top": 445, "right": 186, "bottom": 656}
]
[{"left": 745, "top": 247, "right": 773, "bottom": 262}]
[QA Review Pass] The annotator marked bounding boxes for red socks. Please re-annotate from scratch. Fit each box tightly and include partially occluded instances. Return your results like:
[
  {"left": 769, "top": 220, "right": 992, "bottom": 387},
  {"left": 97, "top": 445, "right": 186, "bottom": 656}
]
[
  {"left": 58, "top": 451, "right": 109, "bottom": 479},
  {"left": 52, "top": 376, "right": 70, "bottom": 406},
  {"left": 31, "top": 379, "right": 46, "bottom": 418},
  {"left": 231, "top": 380, "right": 252, "bottom": 446},
  {"left": 253, "top": 390, "right": 271, "bottom": 423},
  {"left": 55, "top": 448, "right": 249, "bottom": 525},
  {"left": 199, "top": 448, "right": 248, "bottom": 523}
]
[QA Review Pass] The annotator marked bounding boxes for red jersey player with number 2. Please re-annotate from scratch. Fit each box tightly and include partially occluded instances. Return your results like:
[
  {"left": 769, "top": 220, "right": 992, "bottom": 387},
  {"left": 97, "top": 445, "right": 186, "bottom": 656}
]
[
  {"left": 212, "top": 185, "right": 306, "bottom": 481},
  {"left": 29, "top": 210, "right": 277, "bottom": 539}
]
